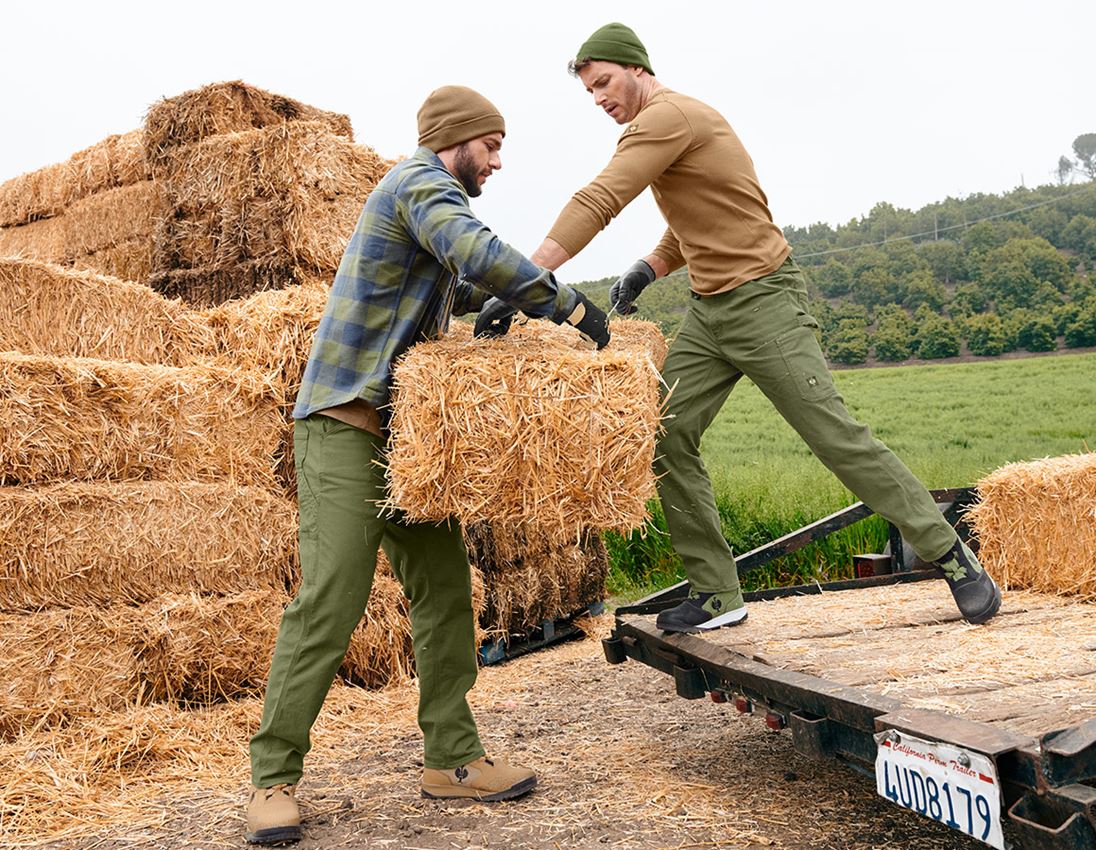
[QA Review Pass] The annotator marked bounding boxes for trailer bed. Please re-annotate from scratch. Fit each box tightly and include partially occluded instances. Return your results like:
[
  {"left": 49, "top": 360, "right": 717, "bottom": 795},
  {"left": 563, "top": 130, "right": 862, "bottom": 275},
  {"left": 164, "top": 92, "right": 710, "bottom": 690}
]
[
  {"left": 624, "top": 580, "right": 1096, "bottom": 739},
  {"left": 608, "top": 575, "right": 1096, "bottom": 849}
]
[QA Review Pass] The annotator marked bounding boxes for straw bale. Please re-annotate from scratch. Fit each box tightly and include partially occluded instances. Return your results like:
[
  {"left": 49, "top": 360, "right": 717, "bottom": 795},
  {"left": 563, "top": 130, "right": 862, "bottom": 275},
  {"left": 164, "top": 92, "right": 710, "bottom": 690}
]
[
  {"left": 0, "top": 130, "right": 148, "bottom": 228},
  {"left": 0, "top": 482, "right": 298, "bottom": 610},
  {"left": 144, "top": 80, "right": 354, "bottom": 170},
  {"left": 138, "top": 560, "right": 413, "bottom": 704},
  {"left": 152, "top": 122, "right": 393, "bottom": 275},
  {"left": 967, "top": 452, "right": 1096, "bottom": 599},
  {"left": 0, "top": 554, "right": 479, "bottom": 738},
  {"left": 71, "top": 236, "right": 155, "bottom": 281},
  {"left": 0, "top": 180, "right": 161, "bottom": 263},
  {"left": 386, "top": 318, "right": 667, "bottom": 542},
  {"left": 0, "top": 257, "right": 213, "bottom": 365},
  {"left": 202, "top": 280, "right": 329, "bottom": 396},
  {"left": 465, "top": 522, "right": 608, "bottom": 637},
  {"left": 0, "top": 353, "right": 283, "bottom": 487},
  {"left": 0, "top": 604, "right": 141, "bottom": 739},
  {"left": 149, "top": 259, "right": 325, "bottom": 307}
]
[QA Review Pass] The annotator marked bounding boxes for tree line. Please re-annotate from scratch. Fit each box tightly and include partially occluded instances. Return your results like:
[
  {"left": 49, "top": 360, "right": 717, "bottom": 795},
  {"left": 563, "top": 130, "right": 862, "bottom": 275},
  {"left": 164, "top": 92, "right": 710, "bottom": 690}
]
[{"left": 577, "top": 178, "right": 1096, "bottom": 365}]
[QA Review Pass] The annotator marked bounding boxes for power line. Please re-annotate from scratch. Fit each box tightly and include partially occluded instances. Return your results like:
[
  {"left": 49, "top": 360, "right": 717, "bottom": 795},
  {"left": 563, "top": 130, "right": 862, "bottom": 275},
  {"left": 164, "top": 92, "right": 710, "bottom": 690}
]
[{"left": 792, "top": 184, "right": 1095, "bottom": 260}]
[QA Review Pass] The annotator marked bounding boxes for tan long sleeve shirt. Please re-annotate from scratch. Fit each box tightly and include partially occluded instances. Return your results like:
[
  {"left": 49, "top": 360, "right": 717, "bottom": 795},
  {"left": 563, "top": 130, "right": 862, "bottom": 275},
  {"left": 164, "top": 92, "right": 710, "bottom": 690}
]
[{"left": 548, "top": 90, "right": 790, "bottom": 295}]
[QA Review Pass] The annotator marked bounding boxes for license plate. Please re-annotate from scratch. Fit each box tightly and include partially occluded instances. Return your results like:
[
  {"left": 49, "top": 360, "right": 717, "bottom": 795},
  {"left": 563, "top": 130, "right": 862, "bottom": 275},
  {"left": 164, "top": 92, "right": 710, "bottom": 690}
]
[{"left": 874, "top": 729, "right": 1004, "bottom": 849}]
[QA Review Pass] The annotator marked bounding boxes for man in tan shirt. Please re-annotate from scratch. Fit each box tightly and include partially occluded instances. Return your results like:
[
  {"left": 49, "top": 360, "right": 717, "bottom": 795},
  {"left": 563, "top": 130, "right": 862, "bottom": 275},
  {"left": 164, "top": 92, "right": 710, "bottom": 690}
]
[{"left": 478, "top": 22, "right": 1000, "bottom": 632}]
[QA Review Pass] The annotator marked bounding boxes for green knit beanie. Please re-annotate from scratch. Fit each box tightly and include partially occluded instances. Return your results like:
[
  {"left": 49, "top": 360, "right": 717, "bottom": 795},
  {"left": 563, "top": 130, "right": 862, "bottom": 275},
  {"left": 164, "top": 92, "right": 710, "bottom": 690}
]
[
  {"left": 417, "top": 86, "right": 505, "bottom": 153},
  {"left": 575, "top": 22, "right": 654, "bottom": 75}
]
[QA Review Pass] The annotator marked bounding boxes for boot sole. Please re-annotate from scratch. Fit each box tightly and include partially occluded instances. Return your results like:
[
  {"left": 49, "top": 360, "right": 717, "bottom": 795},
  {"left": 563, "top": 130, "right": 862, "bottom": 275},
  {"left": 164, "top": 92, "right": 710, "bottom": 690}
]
[
  {"left": 658, "top": 610, "right": 749, "bottom": 634},
  {"left": 422, "top": 776, "right": 536, "bottom": 802},
  {"left": 963, "top": 582, "right": 1003, "bottom": 625},
  {"left": 245, "top": 826, "right": 301, "bottom": 846}
]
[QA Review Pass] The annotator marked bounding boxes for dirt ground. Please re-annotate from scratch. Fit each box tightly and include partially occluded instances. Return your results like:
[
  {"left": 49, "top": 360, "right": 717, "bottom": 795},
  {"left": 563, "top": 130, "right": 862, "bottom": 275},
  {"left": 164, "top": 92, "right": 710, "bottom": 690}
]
[{"left": 30, "top": 615, "right": 992, "bottom": 850}]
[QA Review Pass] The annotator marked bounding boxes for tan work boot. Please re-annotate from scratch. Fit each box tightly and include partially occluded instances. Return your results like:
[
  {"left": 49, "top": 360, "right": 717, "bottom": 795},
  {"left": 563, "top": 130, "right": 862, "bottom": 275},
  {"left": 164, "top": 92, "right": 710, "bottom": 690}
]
[
  {"left": 421, "top": 756, "right": 536, "bottom": 801},
  {"left": 245, "top": 784, "right": 301, "bottom": 845}
]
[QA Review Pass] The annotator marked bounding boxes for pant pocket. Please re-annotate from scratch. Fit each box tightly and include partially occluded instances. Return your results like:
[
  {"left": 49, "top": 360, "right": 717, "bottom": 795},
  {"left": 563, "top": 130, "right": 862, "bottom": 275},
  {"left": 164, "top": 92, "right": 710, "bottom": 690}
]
[{"left": 775, "top": 325, "right": 838, "bottom": 403}]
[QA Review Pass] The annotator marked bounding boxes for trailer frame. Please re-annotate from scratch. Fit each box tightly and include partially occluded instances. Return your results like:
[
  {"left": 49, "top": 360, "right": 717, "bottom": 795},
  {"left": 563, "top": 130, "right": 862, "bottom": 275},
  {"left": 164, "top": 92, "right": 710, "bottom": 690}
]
[{"left": 605, "top": 488, "right": 1096, "bottom": 850}]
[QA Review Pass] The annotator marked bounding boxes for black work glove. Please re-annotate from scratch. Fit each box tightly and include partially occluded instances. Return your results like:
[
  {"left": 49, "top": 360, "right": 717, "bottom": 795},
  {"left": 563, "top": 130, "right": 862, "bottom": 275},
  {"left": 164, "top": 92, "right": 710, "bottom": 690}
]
[
  {"left": 609, "top": 259, "right": 656, "bottom": 315},
  {"left": 474, "top": 297, "right": 518, "bottom": 338},
  {"left": 561, "top": 290, "right": 611, "bottom": 350}
]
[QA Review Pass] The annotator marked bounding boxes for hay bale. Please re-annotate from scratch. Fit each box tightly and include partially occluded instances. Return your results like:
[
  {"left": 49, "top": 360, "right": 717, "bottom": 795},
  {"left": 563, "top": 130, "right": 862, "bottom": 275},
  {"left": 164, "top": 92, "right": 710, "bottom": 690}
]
[
  {"left": 144, "top": 80, "right": 354, "bottom": 170},
  {"left": 71, "top": 237, "right": 155, "bottom": 282},
  {"left": 0, "top": 257, "right": 214, "bottom": 365},
  {"left": 0, "top": 553, "right": 477, "bottom": 737},
  {"left": 0, "top": 482, "right": 298, "bottom": 610},
  {"left": 465, "top": 522, "right": 608, "bottom": 638},
  {"left": 0, "top": 604, "right": 141, "bottom": 738},
  {"left": 149, "top": 260, "right": 326, "bottom": 307},
  {"left": 0, "top": 353, "right": 283, "bottom": 487},
  {"left": 0, "top": 181, "right": 161, "bottom": 264},
  {"left": 386, "top": 319, "right": 667, "bottom": 542},
  {"left": 0, "top": 130, "right": 148, "bottom": 228},
  {"left": 151, "top": 122, "right": 393, "bottom": 280},
  {"left": 968, "top": 452, "right": 1096, "bottom": 599}
]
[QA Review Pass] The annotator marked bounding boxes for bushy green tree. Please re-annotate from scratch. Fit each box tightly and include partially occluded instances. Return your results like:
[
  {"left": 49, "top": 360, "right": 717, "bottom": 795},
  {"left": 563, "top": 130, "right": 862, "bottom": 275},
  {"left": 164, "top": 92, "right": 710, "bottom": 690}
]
[
  {"left": 917, "top": 239, "right": 968, "bottom": 284},
  {"left": 1062, "top": 215, "right": 1096, "bottom": 265},
  {"left": 1064, "top": 298, "right": 1096, "bottom": 347},
  {"left": 813, "top": 260, "right": 852, "bottom": 297},
  {"left": 979, "top": 238, "right": 1070, "bottom": 309},
  {"left": 826, "top": 319, "right": 869, "bottom": 365},
  {"left": 965, "top": 313, "right": 1009, "bottom": 356},
  {"left": 872, "top": 305, "right": 913, "bottom": 361},
  {"left": 962, "top": 220, "right": 1033, "bottom": 255},
  {"left": 1015, "top": 312, "right": 1058, "bottom": 352},
  {"left": 949, "top": 283, "right": 988, "bottom": 318},
  {"left": 913, "top": 307, "right": 960, "bottom": 359},
  {"left": 902, "top": 269, "right": 948, "bottom": 311}
]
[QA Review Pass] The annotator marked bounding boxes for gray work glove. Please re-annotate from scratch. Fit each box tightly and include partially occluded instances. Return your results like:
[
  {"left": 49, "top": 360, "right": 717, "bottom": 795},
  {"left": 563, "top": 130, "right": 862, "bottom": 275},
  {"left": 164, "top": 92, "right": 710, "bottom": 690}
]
[
  {"left": 609, "top": 259, "right": 656, "bottom": 315},
  {"left": 560, "top": 290, "right": 610, "bottom": 350},
  {"left": 474, "top": 297, "right": 517, "bottom": 338}
]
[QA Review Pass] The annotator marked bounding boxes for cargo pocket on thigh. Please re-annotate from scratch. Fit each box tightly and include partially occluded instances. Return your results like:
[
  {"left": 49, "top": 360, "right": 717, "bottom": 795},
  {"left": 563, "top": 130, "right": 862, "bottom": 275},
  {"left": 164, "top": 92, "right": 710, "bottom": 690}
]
[{"left": 775, "top": 324, "right": 838, "bottom": 403}]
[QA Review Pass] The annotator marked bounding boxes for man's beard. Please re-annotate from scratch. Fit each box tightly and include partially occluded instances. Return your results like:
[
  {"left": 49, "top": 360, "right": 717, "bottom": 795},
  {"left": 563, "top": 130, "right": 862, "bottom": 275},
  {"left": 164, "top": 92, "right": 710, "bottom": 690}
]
[{"left": 453, "top": 144, "right": 482, "bottom": 197}]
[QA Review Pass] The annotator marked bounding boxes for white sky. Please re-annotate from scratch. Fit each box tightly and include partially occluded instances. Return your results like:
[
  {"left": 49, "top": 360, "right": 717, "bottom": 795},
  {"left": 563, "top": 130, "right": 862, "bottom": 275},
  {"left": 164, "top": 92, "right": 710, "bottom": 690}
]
[{"left": 3, "top": 1, "right": 1093, "bottom": 283}]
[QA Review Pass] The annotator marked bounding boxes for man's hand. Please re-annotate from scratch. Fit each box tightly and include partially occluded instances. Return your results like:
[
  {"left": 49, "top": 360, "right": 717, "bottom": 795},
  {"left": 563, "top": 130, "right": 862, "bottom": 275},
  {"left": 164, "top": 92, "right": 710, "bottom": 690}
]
[
  {"left": 563, "top": 290, "right": 611, "bottom": 350},
  {"left": 474, "top": 297, "right": 517, "bottom": 338},
  {"left": 609, "top": 259, "right": 656, "bottom": 314}
]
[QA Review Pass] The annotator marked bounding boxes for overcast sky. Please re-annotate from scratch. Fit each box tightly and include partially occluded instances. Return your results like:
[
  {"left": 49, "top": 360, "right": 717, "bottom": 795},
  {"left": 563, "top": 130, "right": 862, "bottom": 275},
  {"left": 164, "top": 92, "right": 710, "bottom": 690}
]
[{"left": 4, "top": 1, "right": 1092, "bottom": 283}]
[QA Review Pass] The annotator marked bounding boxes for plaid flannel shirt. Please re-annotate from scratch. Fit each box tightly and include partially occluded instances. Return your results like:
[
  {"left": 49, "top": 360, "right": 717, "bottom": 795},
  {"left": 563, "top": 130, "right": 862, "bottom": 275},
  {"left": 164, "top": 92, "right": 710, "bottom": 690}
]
[{"left": 293, "top": 146, "right": 576, "bottom": 420}]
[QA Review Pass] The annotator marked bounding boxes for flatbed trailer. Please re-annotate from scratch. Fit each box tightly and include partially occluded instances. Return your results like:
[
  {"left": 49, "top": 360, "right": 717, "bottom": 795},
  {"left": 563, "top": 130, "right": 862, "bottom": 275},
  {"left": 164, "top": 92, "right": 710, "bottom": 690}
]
[{"left": 604, "top": 489, "right": 1096, "bottom": 850}]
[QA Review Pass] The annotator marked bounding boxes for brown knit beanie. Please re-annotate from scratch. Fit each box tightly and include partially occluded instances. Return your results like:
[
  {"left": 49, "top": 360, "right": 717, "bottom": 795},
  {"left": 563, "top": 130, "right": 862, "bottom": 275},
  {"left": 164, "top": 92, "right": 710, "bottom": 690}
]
[{"left": 417, "top": 86, "right": 506, "bottom": 152}]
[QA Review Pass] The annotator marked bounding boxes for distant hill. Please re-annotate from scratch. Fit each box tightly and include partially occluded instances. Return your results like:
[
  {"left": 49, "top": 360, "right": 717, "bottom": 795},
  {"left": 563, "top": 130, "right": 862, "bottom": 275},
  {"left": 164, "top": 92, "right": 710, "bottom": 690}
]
[{"left": 575, "top": 182, "right": 1096, "bottom": 364}]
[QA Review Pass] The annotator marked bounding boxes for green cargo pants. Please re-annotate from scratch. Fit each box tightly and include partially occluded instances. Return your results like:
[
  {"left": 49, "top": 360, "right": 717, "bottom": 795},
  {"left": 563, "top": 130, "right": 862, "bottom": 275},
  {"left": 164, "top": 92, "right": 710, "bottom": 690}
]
[
  {"left": 250, "top": 415, "right": 484, "bottom": 787},
  {"left": 654, "top": 257, "right": 958, "bottom": 595}
]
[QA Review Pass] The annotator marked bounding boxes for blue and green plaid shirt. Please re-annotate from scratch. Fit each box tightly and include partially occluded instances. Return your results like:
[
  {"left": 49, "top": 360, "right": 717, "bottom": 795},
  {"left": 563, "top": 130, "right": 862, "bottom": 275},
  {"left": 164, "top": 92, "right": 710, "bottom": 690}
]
[{"left": 293, "top": 146, "right": 576, "bottom": 420}]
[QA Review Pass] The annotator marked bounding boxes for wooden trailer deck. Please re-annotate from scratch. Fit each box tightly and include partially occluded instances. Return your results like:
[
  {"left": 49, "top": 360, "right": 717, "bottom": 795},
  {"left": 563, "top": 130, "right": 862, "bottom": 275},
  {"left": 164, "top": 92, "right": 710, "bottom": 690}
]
[{"left": 624, "top": 579, "right": 1096, "bottom": 739}]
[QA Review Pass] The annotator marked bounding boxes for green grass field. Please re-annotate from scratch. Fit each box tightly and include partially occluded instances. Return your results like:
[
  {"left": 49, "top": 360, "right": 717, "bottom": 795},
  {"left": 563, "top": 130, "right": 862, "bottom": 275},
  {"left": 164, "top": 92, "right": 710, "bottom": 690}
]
[{"left": 606, "top": 351, "right": 1096, "bottom": 600}]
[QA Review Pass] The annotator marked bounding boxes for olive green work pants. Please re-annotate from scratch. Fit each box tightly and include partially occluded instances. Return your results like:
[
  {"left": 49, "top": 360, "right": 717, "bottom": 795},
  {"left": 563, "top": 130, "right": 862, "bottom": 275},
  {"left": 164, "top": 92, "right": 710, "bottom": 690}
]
[
  {"left": 250, "top": 415, "right": 484, "bottom": 787},
  {"left": 653, "top": 258, "right": 958, "bottom": 595}
]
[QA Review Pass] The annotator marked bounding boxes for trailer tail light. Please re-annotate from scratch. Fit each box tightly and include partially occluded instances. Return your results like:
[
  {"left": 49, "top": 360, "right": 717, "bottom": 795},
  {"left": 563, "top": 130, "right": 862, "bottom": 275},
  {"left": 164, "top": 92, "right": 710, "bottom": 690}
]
[
  {"left": 765, "top": 711, "right": 786, "bottom": 731},
  {"left": 734, "top": 697, "right": 753, "bottom": 714},
  {"left": 710, "top": 689, "right": 729, "bottom": 703}
]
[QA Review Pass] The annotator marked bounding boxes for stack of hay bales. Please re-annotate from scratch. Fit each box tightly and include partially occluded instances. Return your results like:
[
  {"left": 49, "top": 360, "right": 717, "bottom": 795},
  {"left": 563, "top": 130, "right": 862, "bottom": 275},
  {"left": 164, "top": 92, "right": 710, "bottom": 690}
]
[
  {"left": 0, "top": 131, "right": 155, "bottom": 280},
  {"left": 145, "top": 81, "right": 393, "bottom": 305},
  {"left": 0, "top": 261, "right": 417, "bottom": 740},
  {"left": 968, "top": 452, "right": 1096, "bottom": 599}
]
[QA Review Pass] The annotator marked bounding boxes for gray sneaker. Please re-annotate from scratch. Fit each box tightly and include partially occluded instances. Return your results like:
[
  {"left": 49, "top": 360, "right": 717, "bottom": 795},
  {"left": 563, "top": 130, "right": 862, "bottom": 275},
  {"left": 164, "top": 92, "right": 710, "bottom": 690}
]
[
  {"left": 933, "top": 539, "right": 1001, "bottom": 624},
  {"left": 655, "top": 589, "right": 748, "bottom": 633}
]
